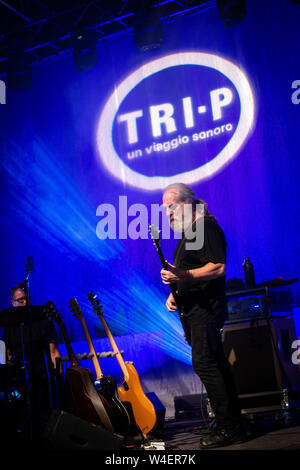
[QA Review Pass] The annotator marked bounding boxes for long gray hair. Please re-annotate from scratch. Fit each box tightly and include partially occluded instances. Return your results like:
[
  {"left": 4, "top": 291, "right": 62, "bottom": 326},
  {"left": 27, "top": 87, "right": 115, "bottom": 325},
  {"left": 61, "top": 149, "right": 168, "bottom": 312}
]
[{"left": 163, "top": 183, "right": 216, "bottom": 219}]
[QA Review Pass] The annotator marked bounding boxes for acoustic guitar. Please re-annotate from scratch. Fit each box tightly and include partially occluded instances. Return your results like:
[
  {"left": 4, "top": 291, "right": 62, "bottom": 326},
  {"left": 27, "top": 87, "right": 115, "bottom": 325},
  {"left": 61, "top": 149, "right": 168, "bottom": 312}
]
[
  {"left": 149, "top": 223, "right": 191, "bottom": 345},
  {"left": 43, "top": 300, "right": 113, "bottom": 432},
  {"left": 87, "top": 291, "right": 157, "bottom": 436},
  {"left": 68, "top": 298, "right": 130, "bottom": 436}
]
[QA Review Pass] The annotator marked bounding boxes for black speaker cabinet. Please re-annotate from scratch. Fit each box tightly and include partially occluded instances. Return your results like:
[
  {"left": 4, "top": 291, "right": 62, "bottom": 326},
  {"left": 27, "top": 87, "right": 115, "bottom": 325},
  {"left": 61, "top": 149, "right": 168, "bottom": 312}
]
[
  {"left": 42, "top": 410, "right": 122, "bottom": 450},
  {"left": 222, "top": 317, "right": 300, "bottom": 396}
]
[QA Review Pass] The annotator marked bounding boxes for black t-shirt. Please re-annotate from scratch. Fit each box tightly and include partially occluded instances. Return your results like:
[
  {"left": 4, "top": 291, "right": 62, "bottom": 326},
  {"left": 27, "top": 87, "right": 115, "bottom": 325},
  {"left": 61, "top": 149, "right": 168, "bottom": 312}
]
[
  {"left": 173, "top": 216, "right": 228, "bottom": 323},
  {"left": 3, "top": 317, "right": 59, "bottom": 378}
]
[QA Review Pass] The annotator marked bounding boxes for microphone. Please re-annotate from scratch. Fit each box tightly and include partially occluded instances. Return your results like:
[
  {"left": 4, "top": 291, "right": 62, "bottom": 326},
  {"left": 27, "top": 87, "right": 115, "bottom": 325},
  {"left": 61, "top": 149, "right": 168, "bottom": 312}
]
[
  {"left": 26, "top": 256, "right": 34, "bottom": 271},
  {"left": 25, "top": 257, "right": 34, "bottom": 282}
]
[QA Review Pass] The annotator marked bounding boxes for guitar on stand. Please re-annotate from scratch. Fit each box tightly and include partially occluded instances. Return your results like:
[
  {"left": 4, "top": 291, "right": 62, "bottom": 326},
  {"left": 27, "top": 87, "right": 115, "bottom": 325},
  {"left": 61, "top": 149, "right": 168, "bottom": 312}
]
[
  {"left": 68, "top": 298, "right": 130, "bottom": 436},
  {"left": 149, "top": 223, "right": 191, "bottom": 345},
  {"left": 87, "top": 291, "right": 157, "bottom": 437},
  {"left": 43, "top": 300, "right": 114, "bottom": 433}
]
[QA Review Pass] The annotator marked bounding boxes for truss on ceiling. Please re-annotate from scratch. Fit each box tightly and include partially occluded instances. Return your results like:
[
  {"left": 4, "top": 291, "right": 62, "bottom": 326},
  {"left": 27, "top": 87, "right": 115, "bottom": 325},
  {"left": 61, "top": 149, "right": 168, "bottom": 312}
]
[{"left": 0, "top": 0, "right": 216, "bottom": 74}]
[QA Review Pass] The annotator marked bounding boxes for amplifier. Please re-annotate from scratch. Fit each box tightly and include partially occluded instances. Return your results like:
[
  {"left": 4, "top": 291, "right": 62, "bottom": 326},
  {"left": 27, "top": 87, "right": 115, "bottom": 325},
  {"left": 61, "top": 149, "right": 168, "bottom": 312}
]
[
  {"left": 222, "top": 316, "right": 300, "bottom": 395},
  {"left": 226, "top": 286, "right": 293, "bottom": 322}
]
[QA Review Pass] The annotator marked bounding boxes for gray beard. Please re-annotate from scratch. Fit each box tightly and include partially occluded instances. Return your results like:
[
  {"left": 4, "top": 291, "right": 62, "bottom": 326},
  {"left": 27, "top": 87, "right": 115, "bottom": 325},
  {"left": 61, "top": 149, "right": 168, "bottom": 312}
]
[{"left": 172, "top": 215, "right": 193, "bottom": 233}]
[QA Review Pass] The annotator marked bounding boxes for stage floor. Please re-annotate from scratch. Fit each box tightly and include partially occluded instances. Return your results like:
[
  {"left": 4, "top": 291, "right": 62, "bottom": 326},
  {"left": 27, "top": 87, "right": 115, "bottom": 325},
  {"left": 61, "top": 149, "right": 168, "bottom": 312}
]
[{"left": 162, "top": 411, "right": 300, "bottom": 451}]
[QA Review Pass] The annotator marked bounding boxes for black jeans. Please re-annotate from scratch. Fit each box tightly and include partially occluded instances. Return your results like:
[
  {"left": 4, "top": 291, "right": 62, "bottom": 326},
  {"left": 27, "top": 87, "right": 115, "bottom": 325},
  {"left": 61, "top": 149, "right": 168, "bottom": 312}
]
[{"left": 188, "top": 314, "right": 241, "bottom": 429}]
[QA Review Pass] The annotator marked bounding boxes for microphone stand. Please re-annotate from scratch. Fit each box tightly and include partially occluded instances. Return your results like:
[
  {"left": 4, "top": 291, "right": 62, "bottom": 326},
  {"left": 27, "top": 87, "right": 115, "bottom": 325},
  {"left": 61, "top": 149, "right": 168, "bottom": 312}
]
[
  {"left": 19, "top": 320, "right": 32, "bottom": 440},
  {"left": 21, "top": 257, "right": 34, "bottom": 440}
]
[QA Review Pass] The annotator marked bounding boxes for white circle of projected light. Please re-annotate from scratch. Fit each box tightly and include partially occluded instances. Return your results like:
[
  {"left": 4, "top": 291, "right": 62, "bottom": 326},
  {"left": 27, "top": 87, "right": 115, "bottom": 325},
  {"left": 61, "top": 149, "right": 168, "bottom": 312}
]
[{"left": 97, "top": 52, "right": 255, "bottom": 191}]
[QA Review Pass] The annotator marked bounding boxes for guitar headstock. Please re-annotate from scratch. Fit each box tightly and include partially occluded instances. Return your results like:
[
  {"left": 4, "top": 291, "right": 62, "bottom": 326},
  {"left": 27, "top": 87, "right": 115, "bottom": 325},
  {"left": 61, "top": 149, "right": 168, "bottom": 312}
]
[
  {"left": 69, "top": 298, "right": 84, "bottom": 320},
  {"left": 149, "top": 223, "right": 161, "bottom": 248},
  {"left": 87, "top": 291, "right": 104, "bottom": 318},
  {"left": 44, "top": 300, "right": 61, "bottom": 324},
  {"left": 149, "top": 223, "right": 160, "bottom": 240}
]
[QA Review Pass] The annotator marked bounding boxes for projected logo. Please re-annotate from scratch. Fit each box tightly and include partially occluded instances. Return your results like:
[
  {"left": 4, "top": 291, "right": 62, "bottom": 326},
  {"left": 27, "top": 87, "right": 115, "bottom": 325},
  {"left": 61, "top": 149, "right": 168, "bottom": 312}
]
[{"left": 97, "top": 52, "right": 255, "bottom": 191}]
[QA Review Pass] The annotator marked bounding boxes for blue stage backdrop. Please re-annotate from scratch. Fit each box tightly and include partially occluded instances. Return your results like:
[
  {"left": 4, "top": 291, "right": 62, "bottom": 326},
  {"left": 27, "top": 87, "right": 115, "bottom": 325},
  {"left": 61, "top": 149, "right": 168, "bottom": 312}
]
[{"left": 0, "top": 0, "right": 299, "bottom": 413}]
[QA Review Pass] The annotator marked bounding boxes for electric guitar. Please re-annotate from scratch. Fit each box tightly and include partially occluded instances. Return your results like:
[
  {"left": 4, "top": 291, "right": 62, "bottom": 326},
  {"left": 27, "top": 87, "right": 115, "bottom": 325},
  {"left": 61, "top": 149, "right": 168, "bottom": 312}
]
[
  {"left": 88, "top": 291, "right": 157, "bottom": 436},
  {"left": 43, "top": 300, "right": 114, "bottom": 432},
  {"left": 149, "top": 223, "right": 191, "bottom": 345},
  {"left": 68, "top": 298, "right": 130, "bottom": 436}
]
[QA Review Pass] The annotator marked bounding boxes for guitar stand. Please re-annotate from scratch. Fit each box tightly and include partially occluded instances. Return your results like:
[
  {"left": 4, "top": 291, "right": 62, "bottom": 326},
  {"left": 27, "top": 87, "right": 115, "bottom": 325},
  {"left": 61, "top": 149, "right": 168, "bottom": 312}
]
[
  {"left": 121, "top": 431, "right": 145, "bottom": 450},
  {"left": 60, "top": 351, "right": 124, "bottom": 362},
  {"left": 121, "top": 428, "right": 167, "bottom": 451},
  {"left": 122, "top": 432, "right": 166, "bottom": 451}
]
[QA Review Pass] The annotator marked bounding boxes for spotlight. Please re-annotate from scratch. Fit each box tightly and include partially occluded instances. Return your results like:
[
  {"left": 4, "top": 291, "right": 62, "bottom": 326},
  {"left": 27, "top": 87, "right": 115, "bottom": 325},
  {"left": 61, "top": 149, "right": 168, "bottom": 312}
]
[
  {"left": 6, "top": 51, "right": 32, "bottom": 91},
  {"left": 133, "top": 5, "right": 163, "bottom": 51},
  {"left": 72, "top": 29, "right": 98, "bottom": 73},
  {"left": 217, "top": 0, "right": 246, "bottom": 26}
]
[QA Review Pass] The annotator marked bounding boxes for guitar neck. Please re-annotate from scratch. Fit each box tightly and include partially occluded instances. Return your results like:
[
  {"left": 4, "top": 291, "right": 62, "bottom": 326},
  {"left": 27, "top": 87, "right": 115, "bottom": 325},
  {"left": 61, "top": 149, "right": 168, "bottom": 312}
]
[
  {"left": 98, "top": 314, "right": 129, "bottom": 382},
  {"left": 57, "top": 320, "right": 78, "bottom": 367},
  {"left": 154, "top": 243, "right": 168, "bottom": 269},
  {"left": 79, "top": 316, "right": 103, "bottom": 380},
  {"left": 169, "top": 283, "right": 180, "bottom": 303},
  {"left": 155, "top": 242, "right": 182, "bottom": 310}
]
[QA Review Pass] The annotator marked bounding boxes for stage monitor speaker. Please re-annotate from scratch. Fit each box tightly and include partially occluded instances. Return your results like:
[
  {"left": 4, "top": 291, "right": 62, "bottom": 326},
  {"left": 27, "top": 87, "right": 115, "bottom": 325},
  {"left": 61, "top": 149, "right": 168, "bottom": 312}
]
[
  {"left": 222, "top": 317, "right": 300, "bottom": 395},
  {"left": 42, "top": 410, "right": 122, "bottom": 451}
]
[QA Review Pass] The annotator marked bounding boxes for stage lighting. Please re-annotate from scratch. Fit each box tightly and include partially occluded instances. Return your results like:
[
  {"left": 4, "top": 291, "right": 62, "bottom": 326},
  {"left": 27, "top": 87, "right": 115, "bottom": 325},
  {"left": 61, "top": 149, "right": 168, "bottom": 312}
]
[
  {"left": 217, "top": 0, "right": 246, "bottom": 26},
  {"left": 6, "top": 51, "right": 32, "bottom": 91},
  {"left": 72, "top": 30, "right": 98, "bottom": 73},
  {"left": 133, "top": 6, "right": 163, "bottom": 51}
]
